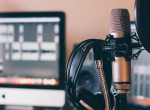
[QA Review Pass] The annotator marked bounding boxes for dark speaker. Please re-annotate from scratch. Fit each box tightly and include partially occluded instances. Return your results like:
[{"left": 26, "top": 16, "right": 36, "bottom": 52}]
[{"left": 76, "top": 49, "right": 101, "bottom": 93}]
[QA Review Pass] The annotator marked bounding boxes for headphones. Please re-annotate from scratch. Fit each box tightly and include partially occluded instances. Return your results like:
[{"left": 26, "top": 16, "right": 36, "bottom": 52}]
[{"left": 66, "top": 39, "right": 113, "bottom": 110}]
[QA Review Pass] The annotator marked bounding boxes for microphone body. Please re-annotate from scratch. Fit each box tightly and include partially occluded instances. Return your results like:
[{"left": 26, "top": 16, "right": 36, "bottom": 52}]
[
  {"left": 112, "top": 56, "right": 131, "bottom": 93},
  {"left": 110, "top": 9, "right": 132, "bottom": 94}
]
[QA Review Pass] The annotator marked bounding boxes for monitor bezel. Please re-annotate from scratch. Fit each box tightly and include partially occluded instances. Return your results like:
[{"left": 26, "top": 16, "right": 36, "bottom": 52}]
[{"left": 0, "top": 12, "right": 65, "bottom": 90}]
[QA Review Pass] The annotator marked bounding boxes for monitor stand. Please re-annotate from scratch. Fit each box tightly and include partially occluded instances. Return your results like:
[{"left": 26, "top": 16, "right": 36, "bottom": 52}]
[
  {"left": 3, "top": 105, "right": 63, "bottom": 110},
  {"left": 4, "top": 105, "right": 33, "bottom": 110}
]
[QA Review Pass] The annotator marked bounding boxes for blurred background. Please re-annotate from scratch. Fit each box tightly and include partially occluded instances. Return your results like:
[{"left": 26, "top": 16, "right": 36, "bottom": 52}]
[
  {"left": 0, "top": 0, "right": 149, "bottom": 110},
  {"left": 0, "top": 0, "right": 135, "bottom": 59}
]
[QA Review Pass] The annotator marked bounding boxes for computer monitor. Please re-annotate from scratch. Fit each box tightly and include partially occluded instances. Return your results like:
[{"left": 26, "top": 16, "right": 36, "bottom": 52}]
[
  {"left": 0, "top": 12, "right": 65, "bottom": 107},
  {"left": 128, "top": 22, "right": 150, "bottom": 107}
]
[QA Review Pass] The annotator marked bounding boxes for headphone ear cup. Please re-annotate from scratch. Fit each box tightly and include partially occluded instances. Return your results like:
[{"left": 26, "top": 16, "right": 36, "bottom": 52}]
[{"left": 76, "top": 87, "right": 104, "bottom": 110}]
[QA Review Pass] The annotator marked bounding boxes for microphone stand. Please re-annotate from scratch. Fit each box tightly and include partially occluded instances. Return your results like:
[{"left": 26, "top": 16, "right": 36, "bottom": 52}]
[
  {"left": 100, "top": 34, "right": 131, "bottom": 110},
  {"left": 115, "top": 94, "right": 127, "bottom": 110}
]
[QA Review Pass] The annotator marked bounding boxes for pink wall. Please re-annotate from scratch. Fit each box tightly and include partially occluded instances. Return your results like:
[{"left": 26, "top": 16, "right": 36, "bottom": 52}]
[{"left": 0, "top": 0, "right": 135, "bottom": 59}]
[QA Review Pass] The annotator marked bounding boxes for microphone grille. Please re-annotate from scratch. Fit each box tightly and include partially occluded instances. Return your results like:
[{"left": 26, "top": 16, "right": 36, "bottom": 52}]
[{"left": 110, "top": 9, "right": 131, "bottom": 33}]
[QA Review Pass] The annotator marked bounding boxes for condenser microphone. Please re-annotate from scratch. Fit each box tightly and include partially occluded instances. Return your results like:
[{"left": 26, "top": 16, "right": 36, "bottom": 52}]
[{"left": 110, "top": 9, "right": 132, "bottom": 94}]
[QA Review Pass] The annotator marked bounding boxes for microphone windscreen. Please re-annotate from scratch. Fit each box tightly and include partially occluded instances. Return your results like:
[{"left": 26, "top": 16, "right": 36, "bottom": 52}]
[{"left": 110, "top": 9, "right": 131, "bottom": 33}]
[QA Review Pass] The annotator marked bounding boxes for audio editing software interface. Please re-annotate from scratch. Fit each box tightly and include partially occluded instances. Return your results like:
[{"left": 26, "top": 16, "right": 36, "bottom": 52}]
[{"left": 0, "top": 17, "right": 60, "bottom": 86}]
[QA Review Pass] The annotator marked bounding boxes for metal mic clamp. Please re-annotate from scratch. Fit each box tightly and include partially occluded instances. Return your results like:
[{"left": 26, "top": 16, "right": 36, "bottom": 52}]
[
  {"left": 112, "top": 35, "right": 132, "bottom": 94},
  {"left": 103, "top": 33, "right": 132, "bottom": 94}
]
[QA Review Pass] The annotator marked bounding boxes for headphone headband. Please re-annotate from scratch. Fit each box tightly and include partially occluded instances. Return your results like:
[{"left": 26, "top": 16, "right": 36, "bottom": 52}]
[{"left": 66, "top": 39, "right": 105, "bottom": 109}]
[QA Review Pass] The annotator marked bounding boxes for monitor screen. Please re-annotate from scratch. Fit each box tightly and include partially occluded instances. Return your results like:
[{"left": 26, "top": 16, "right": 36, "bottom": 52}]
[
  {"left": 129, "top": 22, "right": 150, "bottom": 107},
  {"left": 0, "top": 12, "right": 65, "bottom": 89}
]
